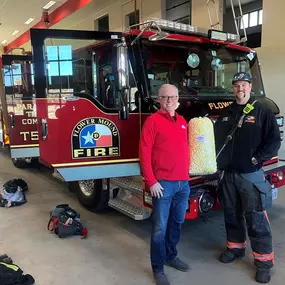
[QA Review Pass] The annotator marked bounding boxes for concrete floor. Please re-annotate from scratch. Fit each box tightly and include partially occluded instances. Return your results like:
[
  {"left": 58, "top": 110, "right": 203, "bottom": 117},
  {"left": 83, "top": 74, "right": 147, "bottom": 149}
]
[{"left": 1, "top": 149, "right": 285, "bottom": 285}]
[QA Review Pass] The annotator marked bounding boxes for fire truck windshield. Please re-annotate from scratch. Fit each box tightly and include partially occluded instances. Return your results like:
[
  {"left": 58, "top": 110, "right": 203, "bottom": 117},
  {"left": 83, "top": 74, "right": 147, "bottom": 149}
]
[{"left": 141, "top": 40, "right": 265, "bottom": 100}]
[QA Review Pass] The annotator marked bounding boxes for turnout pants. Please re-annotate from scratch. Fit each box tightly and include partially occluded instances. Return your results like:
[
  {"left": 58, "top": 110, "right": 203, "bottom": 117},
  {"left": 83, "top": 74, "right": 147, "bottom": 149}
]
[{"left": 218, "top": 170, "right": 274, "bottom": 269}]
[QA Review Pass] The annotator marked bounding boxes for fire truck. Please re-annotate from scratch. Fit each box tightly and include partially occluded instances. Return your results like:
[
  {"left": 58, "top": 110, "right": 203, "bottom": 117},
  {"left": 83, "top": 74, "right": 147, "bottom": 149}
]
[
  {"left": 0, "top": 53, "right": 38, "bottom": 168},
  {"left": 1, "top": 16, "right": 285, "bottom": 220}
]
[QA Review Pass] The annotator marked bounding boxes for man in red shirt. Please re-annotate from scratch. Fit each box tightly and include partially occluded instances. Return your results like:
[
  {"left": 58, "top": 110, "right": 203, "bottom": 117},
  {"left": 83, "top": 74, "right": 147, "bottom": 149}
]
[{"left": 139, "top": 84, "right": 191, "bottom": 285}]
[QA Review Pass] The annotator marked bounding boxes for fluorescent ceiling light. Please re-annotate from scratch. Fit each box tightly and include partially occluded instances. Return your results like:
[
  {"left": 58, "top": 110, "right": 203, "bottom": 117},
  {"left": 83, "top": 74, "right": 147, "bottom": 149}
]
[
  {"left": 25, "top": 18, "right": 34, "bottom": 24},
  {"left": 12, "top": 30, "right": 19, "bottom": 36},
  {"left": 1, "top": 40, "right": 7, "bottom": 45},
  {"left": 43, "top": 1, "right": 56, "bottom": 10}
]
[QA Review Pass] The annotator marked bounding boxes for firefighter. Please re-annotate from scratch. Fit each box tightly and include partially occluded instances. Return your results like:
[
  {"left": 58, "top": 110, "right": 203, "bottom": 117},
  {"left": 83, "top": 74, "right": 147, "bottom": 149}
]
[
  {"left": 139, "top": 84, "right": 190, "bottom": 285},
  {"left": 214, "top": 72, "right": 281, "bottom": 283}
]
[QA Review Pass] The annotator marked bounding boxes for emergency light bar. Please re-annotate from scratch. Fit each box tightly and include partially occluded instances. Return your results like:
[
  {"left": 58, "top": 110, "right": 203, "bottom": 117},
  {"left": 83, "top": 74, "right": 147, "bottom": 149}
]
[
  {"left": 151, "top": 19, "right": 198, "bottom": 34},
  {"left": 149, "top": 19, "right": 240, "bottom": 43},
  {"left": 208, "top": 29, "right": 241, "bottom": 43},
  {"left": 129, "top": 18, "right": 242, "bottom": 43}
]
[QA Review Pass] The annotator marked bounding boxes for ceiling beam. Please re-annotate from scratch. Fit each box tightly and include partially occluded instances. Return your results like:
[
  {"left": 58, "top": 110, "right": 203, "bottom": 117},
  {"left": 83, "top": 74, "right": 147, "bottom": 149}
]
[{"left": 4, "top": 0, "right": 92, "bottom": 53}]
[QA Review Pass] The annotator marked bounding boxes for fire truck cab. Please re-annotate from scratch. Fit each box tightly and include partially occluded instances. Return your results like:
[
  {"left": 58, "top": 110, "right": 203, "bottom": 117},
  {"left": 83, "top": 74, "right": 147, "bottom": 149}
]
[
  {"left": 0, "top": 54, "right": 38, "bottom": 168},
  {"left": 1, "top": 18, "right": 285, "bottom": 220}
]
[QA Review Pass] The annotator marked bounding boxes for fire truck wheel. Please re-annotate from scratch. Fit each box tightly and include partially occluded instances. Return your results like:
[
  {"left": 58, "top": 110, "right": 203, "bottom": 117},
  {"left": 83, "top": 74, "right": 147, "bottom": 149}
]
[
  {"left": 11, "top": 158, "right": 30, "bottom": 168},
  {"left": 69, "top": 179, "right": 109, "bottom": 212}
]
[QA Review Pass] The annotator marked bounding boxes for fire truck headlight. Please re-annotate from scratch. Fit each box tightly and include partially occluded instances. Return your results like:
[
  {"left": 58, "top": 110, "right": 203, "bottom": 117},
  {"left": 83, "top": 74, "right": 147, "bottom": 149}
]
[{"left": 277, "top": 171, "right": 284, "bottom": 181}]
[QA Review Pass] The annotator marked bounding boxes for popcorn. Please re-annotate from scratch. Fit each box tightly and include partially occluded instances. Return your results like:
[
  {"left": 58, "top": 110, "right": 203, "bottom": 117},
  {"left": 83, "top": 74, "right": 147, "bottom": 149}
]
[{"left": 188, "top": 117, "right": 217, "bottom": 175}]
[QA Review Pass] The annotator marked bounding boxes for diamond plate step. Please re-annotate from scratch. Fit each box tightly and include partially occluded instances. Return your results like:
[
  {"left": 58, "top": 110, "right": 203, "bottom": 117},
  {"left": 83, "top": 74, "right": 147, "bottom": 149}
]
[
  {"left": 110, "top": 177, "right": 144, "bottom": 196},
  {"left": 108, "top": 197, "right": 151, "bottom": 220}
]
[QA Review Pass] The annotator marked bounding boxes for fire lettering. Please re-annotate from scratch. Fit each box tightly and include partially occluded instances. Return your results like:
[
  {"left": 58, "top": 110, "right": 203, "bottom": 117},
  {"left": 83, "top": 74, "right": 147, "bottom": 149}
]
[
  {"left": 72, "top": 117, "right": 120, "bottom": 159},
  {"left": 23, "top": 104, "right": 33, "bottom": 110},
  {"left": 22, "top": 118, "right": 38, "bottom": 125},
  {"left": 25, "top": 111, "right": 34, "bottom": 118},
  {"left": 20, "top": 131, "right": 39, "bottom": 142},
  {"left": 73, "top": 147, "right": 119, "bottom": 158},
  {"left": 20, "top": 132, "right": 29, "bottom": 141},
  {"left": 208, "top": 102, "right": 233, "bottom": 110},
  {"left": 98, "top": 118, "right": 118, "bottom": 136}
]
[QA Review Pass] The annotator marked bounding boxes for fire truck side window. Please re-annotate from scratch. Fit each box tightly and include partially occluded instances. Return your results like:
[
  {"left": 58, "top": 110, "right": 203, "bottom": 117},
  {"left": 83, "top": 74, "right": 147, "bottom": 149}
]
[
  {"left": 92, "top": 43, "right": 136, "bottom": 110},
  {"left": 3, "top": 64, "right": 21, "bottom": 87},
  {"left": 3, "top": 61, "right": 34, "bottom": 98},
  {"left": 44, "top": 40, "right": 136, "bottom": 110},
  {"left": 45, "top": 45, "right": 74, "bottom": 95},
  {"left": 94, "top": 47, "right": 117, "bottom": 108},
  {"left": 44, "top": 42, "right": 96, "bottom": 96}
]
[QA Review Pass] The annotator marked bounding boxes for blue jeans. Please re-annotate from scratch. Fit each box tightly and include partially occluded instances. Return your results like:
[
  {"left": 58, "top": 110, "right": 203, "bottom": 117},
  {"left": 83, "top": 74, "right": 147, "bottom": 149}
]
[{"left": 151, "top": 180, "right": 190, "bottom": 273}]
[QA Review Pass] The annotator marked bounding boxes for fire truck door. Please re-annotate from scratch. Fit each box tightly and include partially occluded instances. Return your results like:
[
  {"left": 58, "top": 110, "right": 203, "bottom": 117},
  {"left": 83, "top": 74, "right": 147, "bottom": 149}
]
[
  {"left": 1, "top": 55, "right": 39, "bottom": 158},
  {"left": 31, "top": 29, "right": 141, "bottom": 180}
]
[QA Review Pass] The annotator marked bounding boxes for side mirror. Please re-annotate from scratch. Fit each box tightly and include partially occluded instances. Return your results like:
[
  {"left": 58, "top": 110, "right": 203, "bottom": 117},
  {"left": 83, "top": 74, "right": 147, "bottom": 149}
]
[
  {"left": 117, "top": 41, "right": 129, "bottom": 90},
  {"left": 116, "top": 38, "right": 130, "bottom": 120}
]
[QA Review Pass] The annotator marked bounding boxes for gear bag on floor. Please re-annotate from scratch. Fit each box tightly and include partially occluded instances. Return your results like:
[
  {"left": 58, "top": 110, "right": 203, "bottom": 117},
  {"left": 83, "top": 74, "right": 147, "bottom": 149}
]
[
  {"left": 48, "top": 204, "right": 88, "bottom": 238},
  {"left": 0, "top": 179, "right": 28, "bottom": 208}
]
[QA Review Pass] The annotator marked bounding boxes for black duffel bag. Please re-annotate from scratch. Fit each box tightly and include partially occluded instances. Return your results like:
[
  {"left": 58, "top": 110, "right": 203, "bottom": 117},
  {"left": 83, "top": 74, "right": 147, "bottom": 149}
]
[{"left": 47, "top": 204, "right": 88, "bottom": 238}]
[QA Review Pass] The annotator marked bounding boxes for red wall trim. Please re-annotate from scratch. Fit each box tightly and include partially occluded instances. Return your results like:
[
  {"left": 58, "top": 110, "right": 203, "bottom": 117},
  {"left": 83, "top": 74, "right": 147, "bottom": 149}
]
[{"left": 4, "top": 0, "right": 92, "bottom": 53}]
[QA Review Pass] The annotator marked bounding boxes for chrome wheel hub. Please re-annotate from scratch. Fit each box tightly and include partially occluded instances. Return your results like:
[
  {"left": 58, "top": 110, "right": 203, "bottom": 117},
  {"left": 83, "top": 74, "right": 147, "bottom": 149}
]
[{"left": 79, "top": 180, "right": 95, "bottom": 197}]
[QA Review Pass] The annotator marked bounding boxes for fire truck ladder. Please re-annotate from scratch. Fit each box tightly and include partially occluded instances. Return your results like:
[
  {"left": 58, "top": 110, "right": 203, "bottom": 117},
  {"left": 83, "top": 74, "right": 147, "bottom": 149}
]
[
  {"left": 206, "top": 0, "right": 222, "bottom": 30},
  {"left": 206, "top": 0, "right": 247, "bottom": 43},
  {"left": 229, "top": 0, "right": 248, "bottom": 42}
]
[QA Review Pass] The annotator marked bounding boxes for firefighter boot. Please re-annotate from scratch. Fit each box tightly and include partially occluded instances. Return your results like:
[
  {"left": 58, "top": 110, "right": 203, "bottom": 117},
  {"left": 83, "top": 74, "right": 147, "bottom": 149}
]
[
  {"left": 153, "top": 272, "right": 171, "bottom": 285},
  {"left": 255, "top": 269, "right": 271, "bottom": 283},
  {"left": 219, "top": 249, "right": 245, "bottom": 263}
]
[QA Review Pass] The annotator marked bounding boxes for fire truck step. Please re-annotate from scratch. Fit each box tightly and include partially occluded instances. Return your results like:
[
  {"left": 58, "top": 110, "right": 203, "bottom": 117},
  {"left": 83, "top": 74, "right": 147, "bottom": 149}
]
[
  {"left": 110, "top": 177, "right": 143, "bottom": 196},
  {"left": 108, "top": 197, "right": 151, "bottom": 220}
]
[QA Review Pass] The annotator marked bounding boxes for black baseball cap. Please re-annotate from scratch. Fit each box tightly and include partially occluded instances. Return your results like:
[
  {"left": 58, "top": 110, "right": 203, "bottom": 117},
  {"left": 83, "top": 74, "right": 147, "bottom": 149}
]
[{"left": 232, "top": 72, "right": 252, "bottom": 84}]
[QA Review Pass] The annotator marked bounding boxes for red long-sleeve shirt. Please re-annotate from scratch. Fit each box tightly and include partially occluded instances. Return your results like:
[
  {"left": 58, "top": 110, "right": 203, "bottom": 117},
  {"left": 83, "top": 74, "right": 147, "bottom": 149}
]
[{"left": 139, "top": 110, "right": 190, "bottom": 188}]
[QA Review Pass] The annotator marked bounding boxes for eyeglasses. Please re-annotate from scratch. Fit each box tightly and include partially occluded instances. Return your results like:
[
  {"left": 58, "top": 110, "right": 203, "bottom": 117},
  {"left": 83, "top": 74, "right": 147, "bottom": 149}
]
[{"left": 158, "top": 96, "right": 178, "bottom": 101}]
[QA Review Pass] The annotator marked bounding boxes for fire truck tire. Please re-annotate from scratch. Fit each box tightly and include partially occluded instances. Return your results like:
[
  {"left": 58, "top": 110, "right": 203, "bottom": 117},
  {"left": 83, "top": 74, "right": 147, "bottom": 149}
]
[
  {"left": 11, "top": 158, "right": 30, "bottom": 169},
  {"left": 69, "top": 180, "right": 109, "bottom": 212}
]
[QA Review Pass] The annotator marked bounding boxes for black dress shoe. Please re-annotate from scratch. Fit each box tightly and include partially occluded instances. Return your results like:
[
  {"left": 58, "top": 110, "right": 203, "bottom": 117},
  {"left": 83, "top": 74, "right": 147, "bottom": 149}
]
[{"left": 153, "top": 272, "right": 171, "bottom": 285}]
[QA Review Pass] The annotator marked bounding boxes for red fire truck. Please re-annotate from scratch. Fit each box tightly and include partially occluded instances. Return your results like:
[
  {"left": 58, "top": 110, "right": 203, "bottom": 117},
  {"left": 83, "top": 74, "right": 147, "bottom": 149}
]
[
  {"left": 1, "top": 18, "right": 285, "bottom": 220},
  {"left": 0, "top": 54, "right": 39, "bottom": 168}
]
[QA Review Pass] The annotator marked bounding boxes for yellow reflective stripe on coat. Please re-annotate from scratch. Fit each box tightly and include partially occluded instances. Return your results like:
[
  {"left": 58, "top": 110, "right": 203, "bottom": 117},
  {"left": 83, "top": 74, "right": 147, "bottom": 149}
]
[{"left": 0, "top": 262, "right": 19, "bottom": 271}]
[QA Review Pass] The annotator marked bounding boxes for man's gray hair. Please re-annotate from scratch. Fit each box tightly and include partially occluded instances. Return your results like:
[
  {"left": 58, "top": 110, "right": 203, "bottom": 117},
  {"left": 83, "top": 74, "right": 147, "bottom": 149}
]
[{"left": 158, "top": 84, "right": 179, "bottom": 97}]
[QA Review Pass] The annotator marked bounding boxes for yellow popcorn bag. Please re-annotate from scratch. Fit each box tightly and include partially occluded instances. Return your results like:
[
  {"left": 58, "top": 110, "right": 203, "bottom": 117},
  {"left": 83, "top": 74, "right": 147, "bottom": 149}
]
[{"left": 188, "top": 117, "right": 217, "bottom": 175}]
